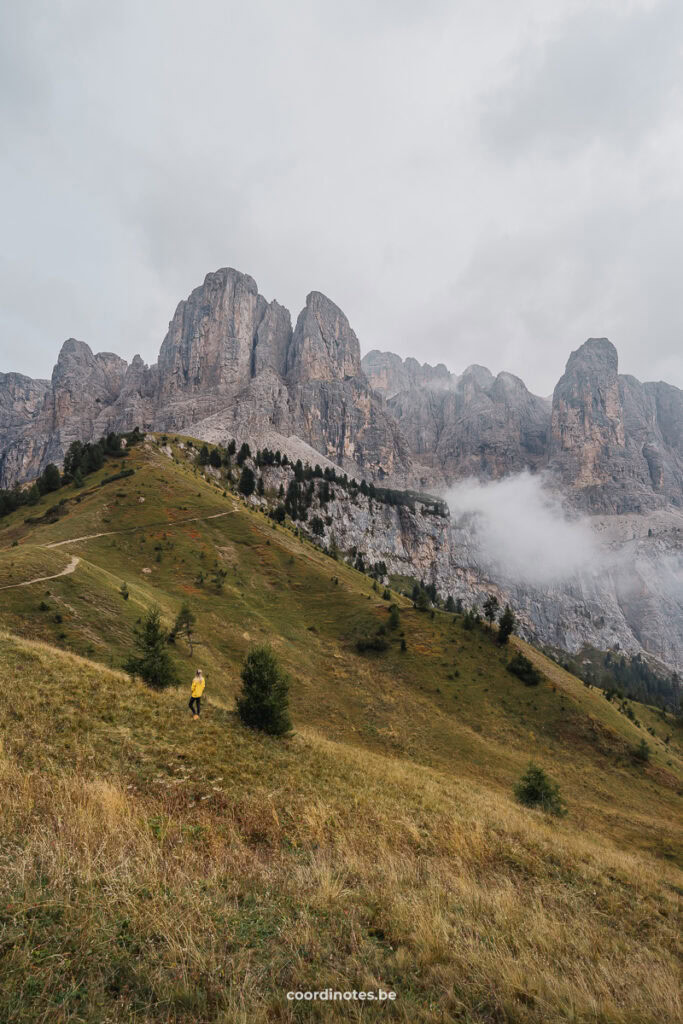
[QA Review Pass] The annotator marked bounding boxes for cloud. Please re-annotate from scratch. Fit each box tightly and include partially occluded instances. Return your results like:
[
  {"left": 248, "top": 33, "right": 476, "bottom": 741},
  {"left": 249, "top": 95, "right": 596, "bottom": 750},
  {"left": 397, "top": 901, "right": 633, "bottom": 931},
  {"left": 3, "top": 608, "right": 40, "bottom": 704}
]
[
  {"left": 447, "top": 472, "right": 603, "bottom": 585},
  {"left": 0, "top": 0, "right": 681, "bottom": 396},
  {"left": 482, "top": 0, "right": 683, "bottom": 157}
]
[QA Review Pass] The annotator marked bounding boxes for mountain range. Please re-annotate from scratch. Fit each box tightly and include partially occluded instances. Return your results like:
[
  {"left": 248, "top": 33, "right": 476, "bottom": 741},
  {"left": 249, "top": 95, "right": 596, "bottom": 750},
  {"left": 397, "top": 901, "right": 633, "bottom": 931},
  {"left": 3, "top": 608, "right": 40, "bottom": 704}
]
[{"left": 1, "top": 267, "right": 681, "bottom": 672}]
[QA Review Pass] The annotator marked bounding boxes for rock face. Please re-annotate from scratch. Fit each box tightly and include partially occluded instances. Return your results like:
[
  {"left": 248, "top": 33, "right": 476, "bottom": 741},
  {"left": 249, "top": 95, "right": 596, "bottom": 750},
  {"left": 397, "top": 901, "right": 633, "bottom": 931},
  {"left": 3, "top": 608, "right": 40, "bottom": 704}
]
[
  {"left": 1, "top": 265, "right": 681, "bottom": 673},
  {"left": 362, "top": 350, "right": 454, "bottom": 398},
  {"left": 0, "top": 372, "right": 49, "bottom": 452},
  {"left": 384, "top": 365, "right": 550, "bottom": 481},
  {"left": 2, "top": 269, "right": 681, "bottom": 510},
  {"left": 549, "top": 339, "right": 683, "bottom": 512},
  {"left": 0, "top": 270, "right": 417, "bottom": 486}
]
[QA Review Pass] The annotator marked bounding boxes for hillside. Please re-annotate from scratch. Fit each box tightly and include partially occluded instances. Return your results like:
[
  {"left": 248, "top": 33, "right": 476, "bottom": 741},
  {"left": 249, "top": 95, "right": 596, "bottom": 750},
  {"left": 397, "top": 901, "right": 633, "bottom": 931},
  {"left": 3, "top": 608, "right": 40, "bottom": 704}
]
[{"left": 0, "top": 436, "right": 681, "bottom": 1023}]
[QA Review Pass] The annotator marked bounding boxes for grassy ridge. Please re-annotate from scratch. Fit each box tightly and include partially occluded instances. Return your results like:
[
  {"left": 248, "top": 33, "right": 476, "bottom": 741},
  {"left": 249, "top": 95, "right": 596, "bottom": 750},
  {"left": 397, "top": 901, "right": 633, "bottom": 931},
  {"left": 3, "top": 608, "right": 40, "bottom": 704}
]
[{"left": 0, "top": 437, "right": 681, "bottom": 1021}]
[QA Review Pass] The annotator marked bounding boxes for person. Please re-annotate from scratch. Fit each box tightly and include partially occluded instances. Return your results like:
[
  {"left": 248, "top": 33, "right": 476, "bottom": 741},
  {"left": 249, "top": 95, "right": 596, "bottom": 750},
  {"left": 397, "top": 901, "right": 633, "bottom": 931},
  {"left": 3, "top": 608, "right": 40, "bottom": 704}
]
[{"left": 189, "top": 669, "right": 205, "bottom": 719}]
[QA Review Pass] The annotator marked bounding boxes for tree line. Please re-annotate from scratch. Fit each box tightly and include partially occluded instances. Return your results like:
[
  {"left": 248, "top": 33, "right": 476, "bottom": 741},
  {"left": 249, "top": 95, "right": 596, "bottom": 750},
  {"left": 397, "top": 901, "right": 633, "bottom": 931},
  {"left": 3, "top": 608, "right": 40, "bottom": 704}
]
[{"left": 0, "top": 428, "right": 144, "bottom": 520}]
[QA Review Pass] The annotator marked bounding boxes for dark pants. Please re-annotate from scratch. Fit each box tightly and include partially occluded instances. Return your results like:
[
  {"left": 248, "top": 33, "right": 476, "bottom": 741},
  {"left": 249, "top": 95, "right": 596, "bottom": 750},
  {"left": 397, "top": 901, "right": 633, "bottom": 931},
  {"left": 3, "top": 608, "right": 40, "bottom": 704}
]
[{"left": 189, "top": 696, "right": 201, "bottom": 716}]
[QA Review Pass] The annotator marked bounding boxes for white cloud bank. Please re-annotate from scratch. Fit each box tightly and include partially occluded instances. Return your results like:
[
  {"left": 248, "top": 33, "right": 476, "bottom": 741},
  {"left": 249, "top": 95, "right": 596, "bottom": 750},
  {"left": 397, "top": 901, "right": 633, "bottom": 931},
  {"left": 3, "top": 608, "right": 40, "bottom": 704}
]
[{"left": 446, "top": 472, "right": 602, "bottom": 586}]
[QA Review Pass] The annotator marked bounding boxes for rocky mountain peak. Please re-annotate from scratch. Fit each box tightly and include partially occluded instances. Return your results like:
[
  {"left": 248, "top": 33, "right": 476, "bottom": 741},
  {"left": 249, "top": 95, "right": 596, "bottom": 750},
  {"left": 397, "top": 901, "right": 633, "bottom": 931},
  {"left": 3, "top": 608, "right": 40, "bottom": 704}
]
[
  {"left": 286, "top": 291, "right": 361, "bottom": 382},
  {"left": 459, "top": 364, "right": 495, "bottom": 390},
  {"left": 565, "top": 336, "right": 618, "bottom": 373}
]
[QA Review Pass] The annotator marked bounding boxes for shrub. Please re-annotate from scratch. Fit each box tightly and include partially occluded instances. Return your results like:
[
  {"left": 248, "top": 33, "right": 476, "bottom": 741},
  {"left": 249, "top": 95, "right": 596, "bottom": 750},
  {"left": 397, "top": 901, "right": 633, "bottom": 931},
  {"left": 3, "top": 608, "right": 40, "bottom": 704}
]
[
  {"left": 382, "top": 587, "right": 391, "bottom": 600},
  {"left": 120, "top": 582, "right": 129, "bottom": 600},
  {"left": 507, "top": 652, "right": 542, "bottom": 686},
  {"left": 100, "top": 468, "right": 135, "bottom": 486},
  {"left": 514, "top": 762, "right": 567, "bottom": 816},
  {"left": 310, "top": 515, "right": 324, "bottom": 536},
  {"left": 633, "top": 739, "right": 650, "bottom": 763},
  {"left": 356, "top": 633, "right": 389, "bottom": 653},
  {"left": 388, "top": 604, "right": 400, "bottom": 630},
  {"left": 236, "top": 646, "right": 292, "bottom": 736}
]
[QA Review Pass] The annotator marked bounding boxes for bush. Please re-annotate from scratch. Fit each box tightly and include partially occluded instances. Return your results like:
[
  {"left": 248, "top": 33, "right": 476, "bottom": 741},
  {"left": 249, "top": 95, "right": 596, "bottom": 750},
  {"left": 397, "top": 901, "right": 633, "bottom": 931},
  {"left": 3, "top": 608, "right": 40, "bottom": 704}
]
[
  {"left": 514, "top": 762, "right": 567, "bottom": 816},
  {"left": 356, "top": 631, "right": 389, "bottom": 653},
  {"left": 507, "top": 652, "right": 542, "bottom": 686},
  {"left": 100, "top": 468, "right": 134, "bottom": 486},
  {"left": 236, "top": 646, "right": 292, "bottom": 736},
  {"left": 310, "top": 515, "right": 325, "bottom": 536},
  {"left": 633, "top": 739, "right": 650, "bottom": 763}
]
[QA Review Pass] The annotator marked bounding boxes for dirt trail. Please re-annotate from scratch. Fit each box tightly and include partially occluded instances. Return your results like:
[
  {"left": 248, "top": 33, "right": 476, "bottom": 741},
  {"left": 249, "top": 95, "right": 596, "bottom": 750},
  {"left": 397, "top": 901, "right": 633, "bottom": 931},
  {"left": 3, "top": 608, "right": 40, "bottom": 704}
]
[
  {"left": 1, "top": 509, "right": 239, "bottom": 590},
  {"left": 0, "top": 555, "right": 81, "bottom": 591},
  {"left": 45, "top": 509, "right": 237, "bottom": 548}
]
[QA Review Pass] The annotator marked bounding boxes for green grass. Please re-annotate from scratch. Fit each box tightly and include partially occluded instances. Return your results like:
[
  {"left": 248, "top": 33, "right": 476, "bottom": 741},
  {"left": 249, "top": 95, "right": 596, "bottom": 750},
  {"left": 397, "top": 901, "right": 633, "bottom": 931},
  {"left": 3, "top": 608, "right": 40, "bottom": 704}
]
[{"left": 0, "top": 435, "right": 681, "bottom": 1022}]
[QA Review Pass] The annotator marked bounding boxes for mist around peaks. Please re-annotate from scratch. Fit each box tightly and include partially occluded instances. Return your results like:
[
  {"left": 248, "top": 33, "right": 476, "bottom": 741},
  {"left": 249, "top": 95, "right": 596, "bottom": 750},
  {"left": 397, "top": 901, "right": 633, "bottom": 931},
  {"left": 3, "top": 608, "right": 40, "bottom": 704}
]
[{"left": 446, "top": 472, "right": 603, "bottom": 587}]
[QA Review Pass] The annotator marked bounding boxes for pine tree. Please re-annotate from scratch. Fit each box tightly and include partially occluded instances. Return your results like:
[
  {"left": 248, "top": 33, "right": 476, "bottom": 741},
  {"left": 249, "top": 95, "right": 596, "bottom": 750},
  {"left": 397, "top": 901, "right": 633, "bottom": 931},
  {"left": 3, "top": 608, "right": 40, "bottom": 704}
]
[
  {"left": 236, "top": 646, "right": 292, "bottom": 736},
  {"left": 445, "top": 595, "right": 456, "bottom": 613},
  {"left": 497, "top": 604, "right": 516, "bottom": 644},
  {"left": 124, "top": 607, "right": 177, "bottom": 689},
  {"left": 238, "top": 465, "right": 256, "bottom": 496},
  {"left": 39, "top": 463, "right": 62, "bottom": 494},
  {"left": 633, "top": 738, "right": 650, "bottom": 763},
  {"left": 209, "top": 448, "right": 222, "bottom": 468},
  {"left": 483, "top": 594, "right": 499, "bottom": 625},
  {"left": 199, "top": 444, "right": 210, "bottom": 466},
  {"left": 236, "top": 442, "right": 251, "bottom": 467},
  {"left": 514, "top": 762, "right": 566, "bottom": 816}
]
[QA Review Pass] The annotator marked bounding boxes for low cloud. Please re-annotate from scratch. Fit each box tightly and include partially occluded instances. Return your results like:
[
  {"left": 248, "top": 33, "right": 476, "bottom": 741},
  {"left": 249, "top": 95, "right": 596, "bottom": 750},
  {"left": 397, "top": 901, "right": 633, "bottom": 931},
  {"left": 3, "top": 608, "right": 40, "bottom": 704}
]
[{"left": 446, "top": 472, "right": 603, "bottom": 586}]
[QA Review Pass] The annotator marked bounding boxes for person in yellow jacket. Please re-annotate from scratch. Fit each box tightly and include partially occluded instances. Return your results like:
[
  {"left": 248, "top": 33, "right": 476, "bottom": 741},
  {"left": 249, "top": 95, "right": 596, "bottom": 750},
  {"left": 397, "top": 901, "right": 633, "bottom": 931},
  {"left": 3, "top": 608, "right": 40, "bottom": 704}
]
[{"left": 189, "top": 669, "right": 205, "bottom": 719}]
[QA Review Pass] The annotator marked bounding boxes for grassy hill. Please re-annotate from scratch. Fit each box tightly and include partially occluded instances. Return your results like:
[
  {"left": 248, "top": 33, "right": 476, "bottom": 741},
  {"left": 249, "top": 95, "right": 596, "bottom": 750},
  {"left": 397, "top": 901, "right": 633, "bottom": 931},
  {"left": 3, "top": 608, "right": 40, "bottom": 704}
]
[{"left": 0, "top": 436, "right": 681, "bottom": 1023}]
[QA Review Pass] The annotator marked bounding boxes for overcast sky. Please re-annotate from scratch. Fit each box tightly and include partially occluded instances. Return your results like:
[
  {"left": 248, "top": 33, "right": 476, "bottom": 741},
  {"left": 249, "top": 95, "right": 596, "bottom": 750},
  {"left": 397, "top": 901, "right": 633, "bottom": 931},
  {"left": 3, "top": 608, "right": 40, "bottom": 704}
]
[{"left": 1, "top": 0, "right": 682, "bottom": 395}]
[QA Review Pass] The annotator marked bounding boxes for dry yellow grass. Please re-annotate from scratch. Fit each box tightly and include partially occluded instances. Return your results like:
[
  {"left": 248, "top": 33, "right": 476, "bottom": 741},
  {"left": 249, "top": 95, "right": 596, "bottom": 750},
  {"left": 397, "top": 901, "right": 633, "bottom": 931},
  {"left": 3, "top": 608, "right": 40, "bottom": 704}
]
[{"left": 0, "top": 632, "right": 680, "bottom": 1023}]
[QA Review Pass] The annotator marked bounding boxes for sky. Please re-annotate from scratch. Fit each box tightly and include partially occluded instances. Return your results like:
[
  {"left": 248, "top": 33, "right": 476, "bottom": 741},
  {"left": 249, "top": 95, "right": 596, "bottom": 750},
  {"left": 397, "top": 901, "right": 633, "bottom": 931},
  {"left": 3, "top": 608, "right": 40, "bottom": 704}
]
[{"left": 1, "top": 0, "right": 682, "bottom": 395}]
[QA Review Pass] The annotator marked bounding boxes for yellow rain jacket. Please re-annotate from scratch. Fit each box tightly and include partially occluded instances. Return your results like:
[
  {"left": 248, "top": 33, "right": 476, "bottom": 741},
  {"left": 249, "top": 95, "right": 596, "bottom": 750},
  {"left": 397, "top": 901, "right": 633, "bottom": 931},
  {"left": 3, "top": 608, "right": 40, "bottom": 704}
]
[{"left": 191, "top": 675, "right": 205, "bottom": 698}]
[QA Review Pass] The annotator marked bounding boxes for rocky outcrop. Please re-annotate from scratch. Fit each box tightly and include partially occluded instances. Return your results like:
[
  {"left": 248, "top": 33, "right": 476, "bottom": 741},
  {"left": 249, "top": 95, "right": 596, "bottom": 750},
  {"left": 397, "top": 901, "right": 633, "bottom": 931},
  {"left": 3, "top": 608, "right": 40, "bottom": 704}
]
[
  {"left": 362, "top": 350, "right": 454, "bottom": 398},
  {"left": 1, "top": 266, "right": 681, "bottom": 673},
  {"left": 549, "top": 339, "right": 683, "bottom": 512},
  {"left": 2, "top": 274, "right": 681, "bottom": 511},
  {"left": 0, "top": 372, "right": 49, "bottom": 451},
  {"left": 287, "top": 292, "right": 361, "bottom": 382},
  {"left": 0, "top": 270, "right": 417, "bottom": 487},
  {"left": 373, "top": 358, "right": 551, "bottom": 482}
]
